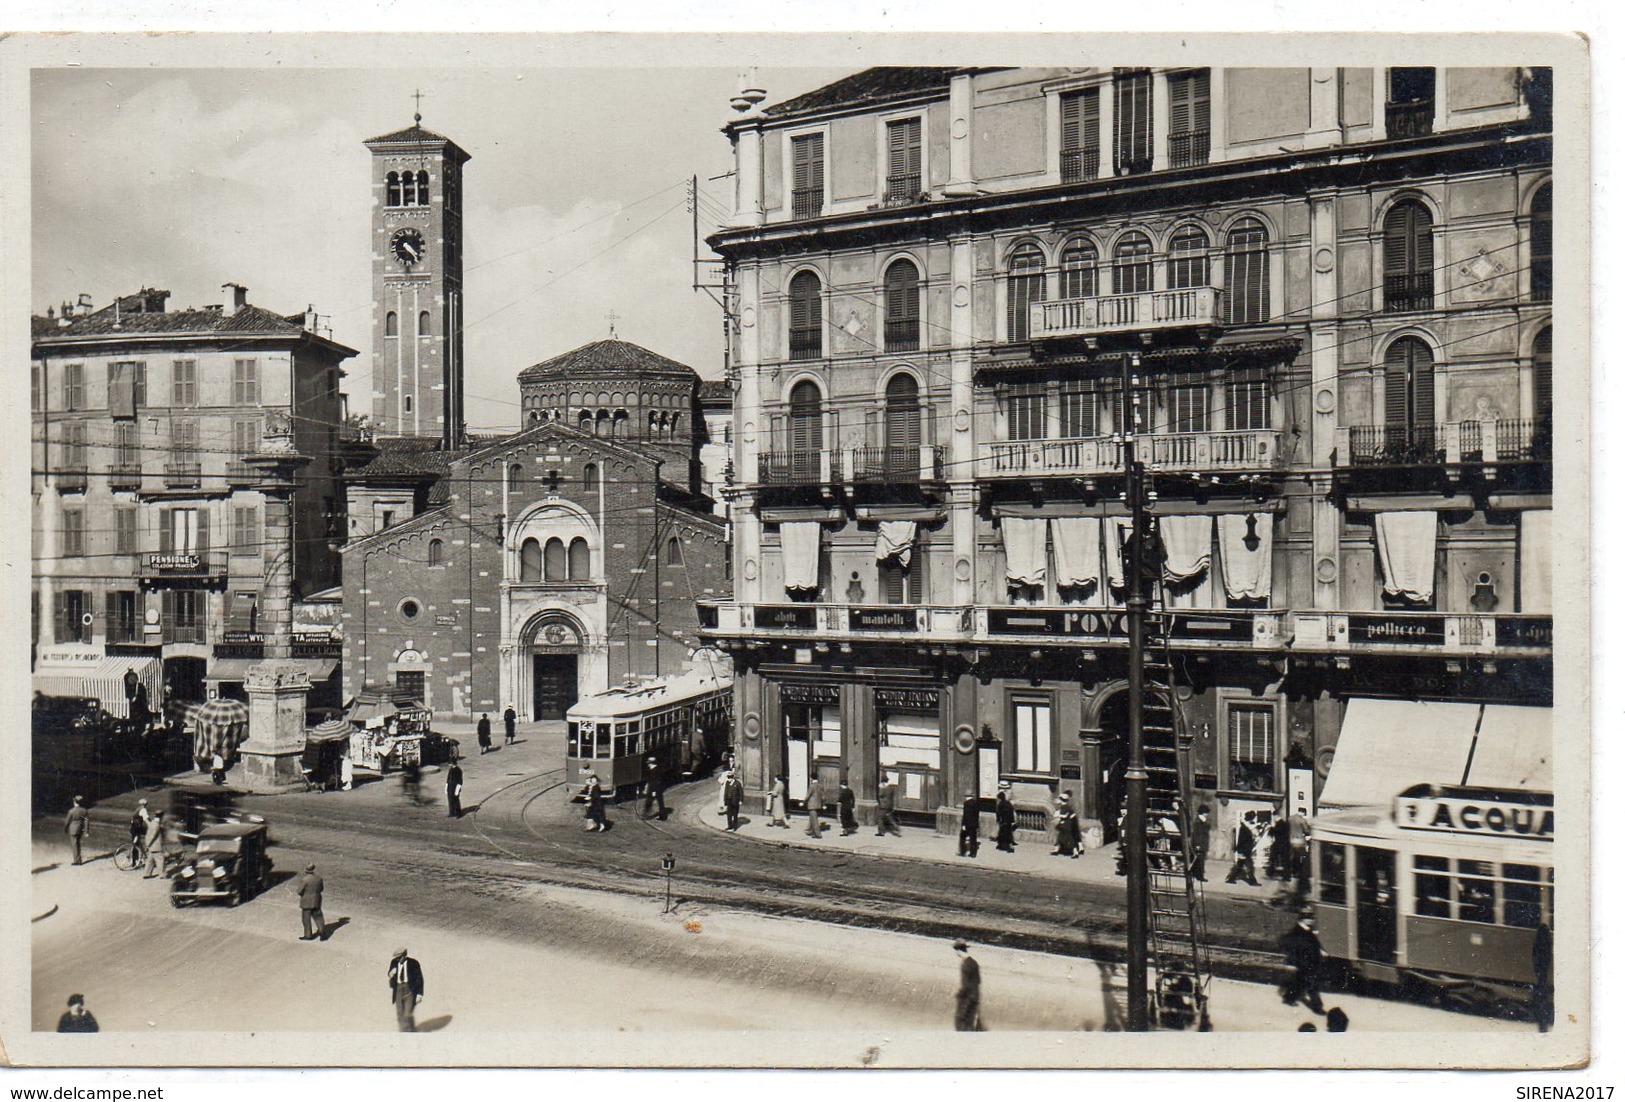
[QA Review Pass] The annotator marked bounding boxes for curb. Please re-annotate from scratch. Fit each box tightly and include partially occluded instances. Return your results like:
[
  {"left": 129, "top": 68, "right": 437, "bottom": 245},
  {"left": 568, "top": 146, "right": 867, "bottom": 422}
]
[{"left": 32, "top": 904, "right": 59, "bottom": 923}]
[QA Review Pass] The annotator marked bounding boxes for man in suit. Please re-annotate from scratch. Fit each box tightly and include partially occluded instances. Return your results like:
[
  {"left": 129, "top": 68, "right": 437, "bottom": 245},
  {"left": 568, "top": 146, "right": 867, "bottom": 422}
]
[
  {"left": 952, "top": 939, "right": 983, "bottom": 1031},
  {"left": 388, "top": 947, "right": 425, "bottom": 1032},
  {"left": 476, "top": 713, "right": 492, "bottom": 754},
  {"left": 957, "top": 794, "right": 980, "bottom": 858},
  {"left": 836, "top": 778, "right": 858, "bottom": 836},
  {"left": 141, "top": 810, "right": 168, "bottom": 878},
  {"left": 446, "top": 759, "right": 464, "bottom": 819},
  {"left": 994, "top": 784, "right": 1017, "bottom": 852},
  {"left": 722, "top": 771, "right": 744, "bottom": 831},
  {"left": 804, "top": 777, "right": 824, "bottom": 838},
  {"left": 295, "top": 862, "right": 325, "bottom": 941},
  {"left": 1190, "top": 805, "right": 1212, "bottom": 882},
  {"left": 1225, "top": 816, "right": 1261, "bottom": 886},
  {"left": 874, "top": 779, "right": 901, "bottom": 837},
  {"left": 64, "top": 796, "right": 89, "bottom": 866},
  {"left": 502, "top": 704, "right": 517, "bottom": 745},
  {"left": 641, "top": 756, "right": 667, "bottom": 821}
]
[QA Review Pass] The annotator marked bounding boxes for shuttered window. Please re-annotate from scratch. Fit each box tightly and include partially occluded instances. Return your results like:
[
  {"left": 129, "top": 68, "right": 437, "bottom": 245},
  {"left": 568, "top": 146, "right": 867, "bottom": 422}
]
[
  {"left": 1225, "top": 218, "right": 1271, "bottom": 325},
  {"left": 1383, "top": 337, "right": 1436, "bottom": 436},
  {"left": 113, "top": 421, "right": 140, "bottom": 471},
  {"left": 884, "top": 259, "right": 921, "bottom": 351},
  {"left": 791, "top": 133, "right": 825, "bottom": 219},
  {"left": 232, "top": 358, "right": 260, "bottom": 404},
  {"left": 1006, "top": 384, "right": 1047, "bottom": 442},
  {"left": 172, "top": 359, "right": 197, "bottom": 406},
  {"left": 232, "top": 506, "right": 261, "bottom": 555},
  {"left": 159, "top": 506, "right": 208, "bottom": 554},
  {"left": 788, "top": 271, "right": 822, "bottom": 360},
  {"left": 879, "top": 557, "right": 914, "bottom": 605},
  {"left": 108, "top": 361, "right": 145, "bottom": 418},
  {"left": 115, "top": 507, "right": 137, "bottom": 555},
  {"left": 61, "top": 508, "right": 85, "bottom": 558},
  {"left": 1383, "top": 200, "right": 1434, "bottom": 312},
  {"left": 1168, "top": 383, "right": 1210, "bottom": 433},
  {"left": 107, "top": 591, "right": 139, "bottom": 643},
  {"left": 1228, "top": 705, "right": 1276, "bottom": 793},
  {"left": 1167, "top": 225, "right": 1210, "bottom": 290},
  {"left": 1113, "top": 232, "right": 1154, "bottom": 295},
  {"left": 57, "top": 590, "right": 90, "bottom": 643},
  {"left": 1113, "top": 69, "right": 1153, "bottom": 175},
  {"left": 788, "top": 380, "right": 824, "bottom": 465},
  {"left": 1060, "top": 88, "right": 1101, "bottom": 182},
  {"left": 60, "top": 421, "right": 87, "bottom": 468},
  {"left": 1059, "top": 238, "right": 1098, "bottom": 300},
  {"left": 1060, "top": 382, "right": 1099, "bottom": 438},
  {"left": 1533, "top": 326, "right": 1552, "bottom": 423},
  {"left": 1531, "top": 183, "right": 1552, "bottom": 302},
  {"left": 884, "top": 373, "right": 922, "bottom": 458},
  {"left": 1006, "top": 243, "right": 1046, "bottom": 341},
  {"left": 1226, "top": 369, "right": 1271, "bottom": 432},
  {"left": 885, "top": 117, "right": 923, "bottom": 203},
  {"left": 1167, "top": 69, "right": 1211, "bottom": 167},
  {"left": 64, "top": 363, "right": 85, "bottom": 411}
]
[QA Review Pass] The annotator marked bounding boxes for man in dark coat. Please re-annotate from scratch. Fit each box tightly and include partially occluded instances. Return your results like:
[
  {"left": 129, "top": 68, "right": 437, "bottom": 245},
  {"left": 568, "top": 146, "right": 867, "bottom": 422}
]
[
  {"left": 722, "top": 771, "right": 744, "bottom": 831},
  {"left": 64, "top": 796, "right": 89, "bottom": 866},
  {"left": 994, "top": 784, "right": 1017, "bottom": 852},
  {"left": 502, "top": 704, "right": 517, "bottom": 745},
  {"left": 57, "top": 994, "right": 98, "bottom": 1033},
  {"left": 1278, "top": 915, "right": 1326, "bottom": 1014},
  {"left": 957, "top": 794, "right": 979, "bottom": 858},
  {"left": 837, "top": 779, "right": 858, "bottom": 836},
  {"left": 1190, "top": 805, "right": 1212, "bottom": 882},
  {"left": 388, "top": 947, "right": 425, "bottom": 1032},
  {"left": 1266, "top": 814, "right": 1292, "bottom": 880},
  {"left": 804, "top": 777, "right": 825, "bottom": 837},
  {"left": 1225, "top": 817, "right": 1261, "bottom": 886},
  {"left": 640, "top": 756, "right": 667, "bottom": 820},
  {"left": 445, "top": 760, "right": 464, "bottom": 818},
  {"left": 952, "top": 939, "right": 983, "bottom": 1031},
  {"left": 874, "top": 779, "right": 900, "bottom": 837},
  {"left": 295, "top": 862, "right": 326, "bottom": 941},
  {"left": 476, "top": 713, "right": 492, "bottom": 754}
]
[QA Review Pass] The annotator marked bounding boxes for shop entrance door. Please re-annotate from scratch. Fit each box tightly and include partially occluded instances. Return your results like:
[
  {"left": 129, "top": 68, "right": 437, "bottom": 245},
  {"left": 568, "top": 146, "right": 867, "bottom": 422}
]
[
  {"left": 786, "top": 730, "right": 812, "bottom": 802},
  {"left": 1097, "top": 692, "right": 1129, "bottom": 841},
  {"left": 879, "top": 710, "right": 941, "bottom": 816},
  {"left": 532, "top": 654, "right": 578, "bottom": 720},
  {"left": 1355, "top": 846, "right": 1399, "bottom": 964}
]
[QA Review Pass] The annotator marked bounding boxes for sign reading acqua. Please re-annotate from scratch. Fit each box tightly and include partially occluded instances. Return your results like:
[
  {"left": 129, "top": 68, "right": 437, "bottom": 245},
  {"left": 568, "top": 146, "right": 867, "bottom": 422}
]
[{"left": 1394, "top": 784, "right": 1553, "bottom": 841}]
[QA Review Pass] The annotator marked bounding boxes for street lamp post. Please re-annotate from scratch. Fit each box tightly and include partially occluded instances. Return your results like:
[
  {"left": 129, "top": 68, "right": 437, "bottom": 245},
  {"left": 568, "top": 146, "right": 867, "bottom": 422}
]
[{"left": 1122, "top": 351, "right": 1151, "bottom": 1032}]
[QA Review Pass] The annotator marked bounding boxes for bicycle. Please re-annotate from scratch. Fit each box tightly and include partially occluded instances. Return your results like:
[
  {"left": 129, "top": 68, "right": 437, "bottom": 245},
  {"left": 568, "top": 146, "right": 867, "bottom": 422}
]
[{"left": 112, "top": 838, "right": 147, "bottom": 871}]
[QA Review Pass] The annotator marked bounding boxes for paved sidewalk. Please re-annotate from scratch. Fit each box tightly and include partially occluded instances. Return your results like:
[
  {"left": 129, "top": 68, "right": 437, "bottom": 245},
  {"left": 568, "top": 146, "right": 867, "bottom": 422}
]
[{"left": 683, "top": 781, "right": 1293, "bottom": 905}]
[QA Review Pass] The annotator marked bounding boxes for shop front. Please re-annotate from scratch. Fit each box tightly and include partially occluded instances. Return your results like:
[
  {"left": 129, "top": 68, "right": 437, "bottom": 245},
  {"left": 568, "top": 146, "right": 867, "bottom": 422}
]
[
  {"left": 779, "top": 682, "right": 841, "bottom": 806},
  {"left": 875, "top": 687, "right": 943, "bottom": 819}
]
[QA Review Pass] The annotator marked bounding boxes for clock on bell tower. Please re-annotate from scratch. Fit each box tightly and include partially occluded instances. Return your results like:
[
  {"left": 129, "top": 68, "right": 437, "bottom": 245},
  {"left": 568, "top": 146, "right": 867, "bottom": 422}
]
[{"left": 364, "top": 110, "right": 471, "bottom": 445}]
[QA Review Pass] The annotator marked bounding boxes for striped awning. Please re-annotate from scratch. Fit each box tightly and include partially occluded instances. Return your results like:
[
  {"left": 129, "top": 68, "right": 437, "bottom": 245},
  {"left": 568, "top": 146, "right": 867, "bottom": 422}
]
[{"left": 32, "top": 653, "right": 161, "bottom": 719}]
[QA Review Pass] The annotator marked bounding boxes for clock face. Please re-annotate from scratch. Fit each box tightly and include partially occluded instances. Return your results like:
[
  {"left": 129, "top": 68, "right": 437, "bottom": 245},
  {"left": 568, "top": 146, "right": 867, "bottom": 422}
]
[{"left": 390, "top": 227, "right": 426, "bottom": 267}]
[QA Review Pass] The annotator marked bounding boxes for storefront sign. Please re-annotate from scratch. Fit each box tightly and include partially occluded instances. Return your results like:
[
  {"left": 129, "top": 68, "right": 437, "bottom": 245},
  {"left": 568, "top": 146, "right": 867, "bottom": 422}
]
[
  {"left": 780, "top": 683, "right": 839, "bottom": 705},
  {"left": 1394, "top": 785, "right": 1553, "bottom": 841},
  {"left": 849, "top": 608, "right": 916, "bottom": 632},
  {"left": 986, "top": 608, "right": 1128, "bottom": 637},
  {"left": 293, "top": 631, "right": 336, "bottom": 645},
  {"left": 875, "top": 689, "right": 939, "bottom": 710},
  {"left": 1168, "top": 614, "right": 1256, "bottom": 643},
  {"left": 1497, "top": 616, "right": 1554, "bottom": 649},
  {"left": 755, "top": 605, "right": 817, "bottom": 630},
  {"left": 222, "top": 630, "right": 266, "bottom": 644},
  {"left": 145, "top": 553, "right": 201, "bottom": 570},
  {"left": 1348, "top": 614, "right": 1446, "bottom": 647}
]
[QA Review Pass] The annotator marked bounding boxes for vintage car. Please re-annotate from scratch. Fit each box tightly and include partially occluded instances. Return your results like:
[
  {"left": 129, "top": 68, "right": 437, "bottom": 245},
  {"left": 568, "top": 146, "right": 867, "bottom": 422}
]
[{"left": 170, "top": 821, "right": 271, "bottom": 907}]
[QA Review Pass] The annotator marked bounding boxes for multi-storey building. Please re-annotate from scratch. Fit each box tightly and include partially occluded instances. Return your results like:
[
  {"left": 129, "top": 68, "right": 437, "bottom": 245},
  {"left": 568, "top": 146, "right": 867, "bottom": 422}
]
[
  {"left": 31, "top": 285, "right": 356, "bottom": 709},
  {"left": 703, "top": 66, "right": 1553, "bottom": 851}
]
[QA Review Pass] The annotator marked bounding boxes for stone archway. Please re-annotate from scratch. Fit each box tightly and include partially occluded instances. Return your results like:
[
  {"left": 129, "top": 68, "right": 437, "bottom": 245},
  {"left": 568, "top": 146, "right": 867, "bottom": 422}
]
[
  {"left": 1079, "top": 679, "right": 1131, "bottom": 836},
  {"left": 517, "top": 610, "right": 589, "bottom": 721}
]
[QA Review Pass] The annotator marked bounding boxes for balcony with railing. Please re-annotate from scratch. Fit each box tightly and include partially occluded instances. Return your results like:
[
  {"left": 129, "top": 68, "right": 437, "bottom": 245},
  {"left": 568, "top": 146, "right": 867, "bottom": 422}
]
[
  {"left": 1030, "top": 286, "right": 1224, "bottom": 341},
  {"left": 109, "top": 463, "right": 143, "bottom": 491},
  {"left": 55, "top": 465, "right": 89, "bottom": 493},
  {"left": 847, "top": 445, "right": 944, "bottom": 485},
  {"left": 1383, "top": 272, "right": 1434, "bottom": 312},
  {"left": 1060, "top": 147, "right": 1101, "bottom": 183},
  {"left": 791, "top": 186, "right": 823, "bottom": 220},
  {"left": 883, "top": 173, "right": 923, "bottom": 206},
  {"left": 1290, "top": 610, "right": 1551, "bottom": 657},
  {"left": 977, "top": 428, "right": 1284, "bottom": 479},
  {"left": 163, "top": 461, "right": 202, "bottom": 489},
  {"left": 164, "top": 621, "right": 208, "bottom": 645},
  {"left": 974, "top": 606, "right": 1290, "bottom": 651},
  {"left": 1167, "top": 130, "right": 1210, "bottom": 168},
  {"left": 1337, "top": 419, "right": 1551, "bottom": 470},
  {"left": 758, "top": 448, "right": 840, "bottom": 488},
  {"left": 701, "top": 601, "right": 971, "bottom": 643},
  {"left": 1385, "top": 100, "right": 1434, "bottom": 139}
]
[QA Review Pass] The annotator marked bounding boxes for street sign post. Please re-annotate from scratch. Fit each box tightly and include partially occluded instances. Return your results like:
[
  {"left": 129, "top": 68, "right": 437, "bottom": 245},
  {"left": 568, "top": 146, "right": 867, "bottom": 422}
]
[{"left": 661, "top": 852, "right": 676, "bottom": 914}]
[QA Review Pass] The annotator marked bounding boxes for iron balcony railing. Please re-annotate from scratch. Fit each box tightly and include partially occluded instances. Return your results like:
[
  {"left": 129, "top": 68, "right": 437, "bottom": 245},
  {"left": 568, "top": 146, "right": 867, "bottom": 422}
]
[
  {"left": 758, "top": 449, "right": 839, "bottom": 487},
  {"left": 1339, "top": 420, "right": 1551, "bottom": 467},
  {"left": 848, "top": 445, "right": 943, "bottom": 484},
  {"left": 883, "top": 173, "right": 923, "bottom": 206},
  {"left": 1167, "top": 130, "right": 1210, "bottom": 168},
  {"left": 108, "top": 463, "right": 143, "bottom": 490},
  {"left": 164, "top": 622, "right": 208, "bottom": 645},
  {"left": 139, "top": 551, "right": 227, "bottom": 581},
  {"left": 1031, "top": 286, "right": 1224, "bottom": 340},
  {"left": 1060, "top": 147, "right": 1101, "bottom": 183},
  {"left": 884, "top": 317, "right": 920, "bottom": 352},
  {"left": 977, "top": 429, "right": 1283, "bottom": 479},
  {"left": 788, "top": 327, "right": 822, "bottom": 361},
  {"left": 1383, "top": 272, "right": 1434, "bottom": 312},
  {"left": 1385, "top": 100, "right": 1434, "bottom": 139},
  {"left": 163, "top": 462, "right": 202, "bottom": 488},
  {"left": 791, "top": 186, "right": 823, "bottom": 220},
  {"left": 55, "top": 466, "right": 89, "bottom": 492}
]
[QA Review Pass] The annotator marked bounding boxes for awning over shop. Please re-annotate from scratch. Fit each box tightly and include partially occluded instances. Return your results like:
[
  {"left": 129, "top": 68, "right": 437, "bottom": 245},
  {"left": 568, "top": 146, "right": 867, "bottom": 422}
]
[
  {"left": 207, "top": 657, "right": 339, "bottom": 683},
  {"left": 1320, "top": 699, "right": 1552, "bottom": 808},
  {"left": 1318, "top": 699, "right": 1483, "bottom": 809},
  {"left": 32, "top": 652, "right": 161, "bottom": 719}
]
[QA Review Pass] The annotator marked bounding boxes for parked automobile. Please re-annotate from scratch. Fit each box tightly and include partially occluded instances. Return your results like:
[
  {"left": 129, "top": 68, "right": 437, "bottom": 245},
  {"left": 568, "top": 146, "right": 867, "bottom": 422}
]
[
  {"left": 31, "top": 694, "right": 114, "bottom": 738},
  {"left": 170, "top": 822, "right": 271, "bottom": 908}
]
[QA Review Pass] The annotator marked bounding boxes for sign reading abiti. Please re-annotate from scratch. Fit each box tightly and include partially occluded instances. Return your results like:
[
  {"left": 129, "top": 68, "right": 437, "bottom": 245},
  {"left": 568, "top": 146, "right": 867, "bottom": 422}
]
[{"left": 1394, "top": 784, "right": 1553, "bottom": 841}]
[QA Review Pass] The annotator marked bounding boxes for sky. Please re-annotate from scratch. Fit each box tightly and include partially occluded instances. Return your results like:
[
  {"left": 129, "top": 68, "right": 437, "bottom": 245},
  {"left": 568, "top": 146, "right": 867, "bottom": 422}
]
[{"left": 31, "top": 65, "right": 847, "bottom": 433}]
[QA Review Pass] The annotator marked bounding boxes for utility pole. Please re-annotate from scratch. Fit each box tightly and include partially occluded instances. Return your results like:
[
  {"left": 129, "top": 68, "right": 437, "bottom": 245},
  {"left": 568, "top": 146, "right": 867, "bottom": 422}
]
[{"left": 1121, "top": 349, "right": 1151, "bottom": 1032}]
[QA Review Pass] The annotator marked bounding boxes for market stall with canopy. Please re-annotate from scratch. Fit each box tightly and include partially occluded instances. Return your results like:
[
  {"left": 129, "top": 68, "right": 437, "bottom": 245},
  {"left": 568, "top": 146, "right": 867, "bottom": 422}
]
[
  {"left": 344, "top": 685, "right": 429, "bottom": 772},
  {"left": 304, "top": 717, "right": 357, "bottom": 790},
  {"left": 191, "top": 698, "right": 250, "bottom": 772}
]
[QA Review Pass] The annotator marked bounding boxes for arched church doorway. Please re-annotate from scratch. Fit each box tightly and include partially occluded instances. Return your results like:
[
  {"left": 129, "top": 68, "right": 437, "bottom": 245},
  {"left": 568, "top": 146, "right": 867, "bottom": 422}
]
[{"left": 526, "top": 616, "right": 584, "bottom": 720}]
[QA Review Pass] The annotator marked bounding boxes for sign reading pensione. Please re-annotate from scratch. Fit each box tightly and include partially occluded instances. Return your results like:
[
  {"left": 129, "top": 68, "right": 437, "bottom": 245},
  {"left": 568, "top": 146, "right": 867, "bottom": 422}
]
[{"left": 1394, "top": 785, "right": 1554, "bottom": 841}]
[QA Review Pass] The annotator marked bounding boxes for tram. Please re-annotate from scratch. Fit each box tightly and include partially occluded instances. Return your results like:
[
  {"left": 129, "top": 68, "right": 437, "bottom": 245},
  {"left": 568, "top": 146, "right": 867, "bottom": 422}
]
[
  {"left": 565, "top": 668, "right": 733, "bottom": 794},
  {"left": 1312, "top": 783, "right": 1553, "bottom": 1013}
]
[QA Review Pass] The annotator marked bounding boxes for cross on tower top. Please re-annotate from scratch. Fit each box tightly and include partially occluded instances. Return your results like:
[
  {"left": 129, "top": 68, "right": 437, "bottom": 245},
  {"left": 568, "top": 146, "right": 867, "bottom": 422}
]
[
  {"left": 412, "top": 88, "right": 425, "bottom": 125},
  {"left": 606, "top": 309, "right": 621, "bottom": 339}
]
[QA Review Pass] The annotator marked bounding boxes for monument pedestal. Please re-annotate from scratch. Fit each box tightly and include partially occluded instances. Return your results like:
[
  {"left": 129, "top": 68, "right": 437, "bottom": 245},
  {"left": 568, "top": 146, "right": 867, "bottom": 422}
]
[{"left": 238, "top": 662, "right": 311, "bottom": 792}]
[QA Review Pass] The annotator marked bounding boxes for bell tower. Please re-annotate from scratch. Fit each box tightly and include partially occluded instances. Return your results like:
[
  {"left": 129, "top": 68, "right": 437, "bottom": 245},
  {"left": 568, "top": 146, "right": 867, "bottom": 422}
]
[{"left": 364, "top": 106, "right": 470, "bottom": 445}]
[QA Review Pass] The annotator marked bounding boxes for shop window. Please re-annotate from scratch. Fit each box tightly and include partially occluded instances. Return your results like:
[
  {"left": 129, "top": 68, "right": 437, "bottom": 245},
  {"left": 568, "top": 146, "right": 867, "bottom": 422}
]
[
  {"left": 1012, "top": 698, "right": 1052, "bottom": 773},
  {"left": 1227, "top": 704, "right": 1276, "bottom": 792}
]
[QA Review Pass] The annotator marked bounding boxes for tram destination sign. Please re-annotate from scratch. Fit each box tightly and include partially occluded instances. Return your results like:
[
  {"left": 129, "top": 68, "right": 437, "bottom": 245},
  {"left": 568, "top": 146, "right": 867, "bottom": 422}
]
[{"left": 1394, "top": 784, "right": 1553, "bottom": 841}]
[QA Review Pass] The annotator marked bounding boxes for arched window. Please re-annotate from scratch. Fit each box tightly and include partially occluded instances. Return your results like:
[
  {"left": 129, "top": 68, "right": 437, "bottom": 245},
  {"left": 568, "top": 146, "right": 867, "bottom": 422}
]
[
  {"left": 612, "top": 411, "right": 628, "bottom": 438},
  {"left": 595, "top": 410, "right": 609, "bottom": 436},
  {"left": 544, "top": 537, "right": 567, "bottom": 581},
  {"left": 1059, "top": 237, "right": 1098, "bottom": 300},
  {"left": 519, "top": 538, "right": 543, "bottom": 583},
  {"left": 1167, "top": 225, "right": 1210, "bottom": 291},
  {"left": 648, "top": 411, "right": 660, "bottom": 437},
  {"left": 578, "top": 410, "right": 593, "bottom": 432},
  {"left": 1383, "top": 337, "right": 1437, "bottom": 451},
  {"left": 788, "top": 379, "right": 824, "bottom": 482},
  {"left": 567, "top": 537, "right": 590, "bottom": 580},
  {"left": 583, "top": 463, "right": 599, "bottom": 493},
  {"left": 385, "top": 311, "right": 399, "bottom": 338},
  {"left": 386, "top": 172, "right": 402, "bottom": 207},
  {"left": 1112, "top": 232, "right": 1153, "bottom": 295},
  {"left": 427, "top": 538, "right": 444, "bottom": 566},
  {"left": 418, "top": 311, "right": 431, "bottom": 337},
  {"left": 884, "top": 373, "right": 922, "bottom": 478},
  {"left": 416, "top": 170, "right": 430, "bottom": 206},
  {"left": 665, "top": 537, "right": 682, "bottom": 567},
  {"left": 1225, "top": 218, "right": 1271, "bottom": 324},
  {"left": 1383, "top": 199, "right": 1434, "bottom": 312},
  {"left": 509, "top": 463, "right": 523, "bottom": 488},
  {"left": 1531, "top": 183, "right": 1552, "bottom": 302},
  {"left": 788, "top": 271, "right": 822, "bottom": 360},
  {"left": 529, "top": 411, "right": 541, "bottom": 424},
  {"left": 883, "top": 259, "right": 920, "bottom": 352},
  {"left": 1006, "top": 242, "right": 1045, "bottom": 342}
]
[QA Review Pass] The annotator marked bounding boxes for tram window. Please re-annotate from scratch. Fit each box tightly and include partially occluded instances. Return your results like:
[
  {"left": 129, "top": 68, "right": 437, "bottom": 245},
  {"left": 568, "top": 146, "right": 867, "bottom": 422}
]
[
  {"left": 567, "top": 722, "right": 579, "bottom": 756},
  {"left": 1415, "top": 854, "right": 1451, "bottom": 918},
  {"left": 1318, "top": 843, "right": 1347, "bottom": 904},
  {"left": 1457, "top": 860, "right": 1497, "bottom": 924},
  {"left": 1503, "top": 864, "right": 1546, "bottom": 929},
  {"left": 595, "top": 723, "right": 611, "bottom": 756}
]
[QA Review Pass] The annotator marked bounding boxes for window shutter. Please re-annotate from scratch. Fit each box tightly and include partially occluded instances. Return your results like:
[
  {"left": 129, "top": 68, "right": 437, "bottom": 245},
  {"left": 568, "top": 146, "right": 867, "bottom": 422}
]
[
  {"left": 888, "top": 118, "right": 922, "bottom": 181},
  {"left": 197, "top": 509, "right": 210, "bottom": 554},
  {"left": 1534, "top": 328, "right": 1553, "bottom": 418},
  {"left": 1412, "top": 348, "right": 1435, "bottom": 428},
  {"left": 1061, "top": 93, "right": 1081, "bottom": 151},
  {"left": 1170, "top": 75, "right": 1191, "bottom": 135},
  {"left": 158, "top": 511, "right": 172, "bottom": 554}
]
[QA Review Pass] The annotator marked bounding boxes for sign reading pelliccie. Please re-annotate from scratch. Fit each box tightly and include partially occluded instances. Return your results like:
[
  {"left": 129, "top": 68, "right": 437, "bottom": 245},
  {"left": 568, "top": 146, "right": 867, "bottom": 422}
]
[{"left": 1394, "top": 784, "right": 1553, "bottom": 841}]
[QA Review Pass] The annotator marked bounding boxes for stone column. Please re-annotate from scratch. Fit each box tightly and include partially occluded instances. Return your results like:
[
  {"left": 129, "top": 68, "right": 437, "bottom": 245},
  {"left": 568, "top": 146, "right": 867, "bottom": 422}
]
[
  {"left": 240, "top": 663, "right": 313, "bottom": 789},
  {"left": 1308, "top": 192, "right": 1342, "bottom": 610},
  {"left": 944, "top": 71, "right": 977, "bottom": 196},
  {"left": 1151, "top": 70, "right": 1172, "bottom": 172},
  {"left": 949, "top": 234, "right": 977, "bottom": 605}
]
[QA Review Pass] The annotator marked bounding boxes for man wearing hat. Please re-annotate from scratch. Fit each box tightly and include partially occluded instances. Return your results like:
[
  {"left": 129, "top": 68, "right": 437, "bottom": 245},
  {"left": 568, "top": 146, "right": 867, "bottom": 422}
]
[
  {"left": 956, "top": 793, "right": 980, "bottom": 858},
  {"left": 952, "top": 939, "right": 983, "bottom": 1031},
  {"left": 295, "top": 862, "right": 326, "bottom": 941},
  {"left": 722, "top": 769, "right": 744, "bottom": 831},
  {"left": 129, "top": 798, "right": 152, "bottom": 854},
  {"left": 836, "top": 777, "right": 858, "bottom": 836},
  {"left": 388, "top": 947, "right": 425, "bottom": 1032},
  {"left": 1190, "top": 805, "right": 1212, "bottom": 882},
  {"left": 57, "top": 993, "right": 98, "bottom": 1033},
  {"left": 63, "top": 796, "right": 89, "bottom": 866},
  {"left": 641, "top": 756, "right": 667, "bottom": 821},
  {"left": 1278, "top": 913, "right": 1326, "bottom": 1014},
  {"left": 993, "top": 782, "right": 1017, "bottom": 852},
  {"left": 874, "top": 776, "right": 900, "bottom": 837},
  {"left": 502, "top": 703, "right": 517, "bottom": 746}
]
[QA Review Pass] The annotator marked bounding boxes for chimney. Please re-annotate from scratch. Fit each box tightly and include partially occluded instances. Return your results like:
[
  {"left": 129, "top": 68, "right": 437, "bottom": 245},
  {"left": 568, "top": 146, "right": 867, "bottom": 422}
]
[{"left": 221, "top": 283, "right": 248, "bottom": 316}]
